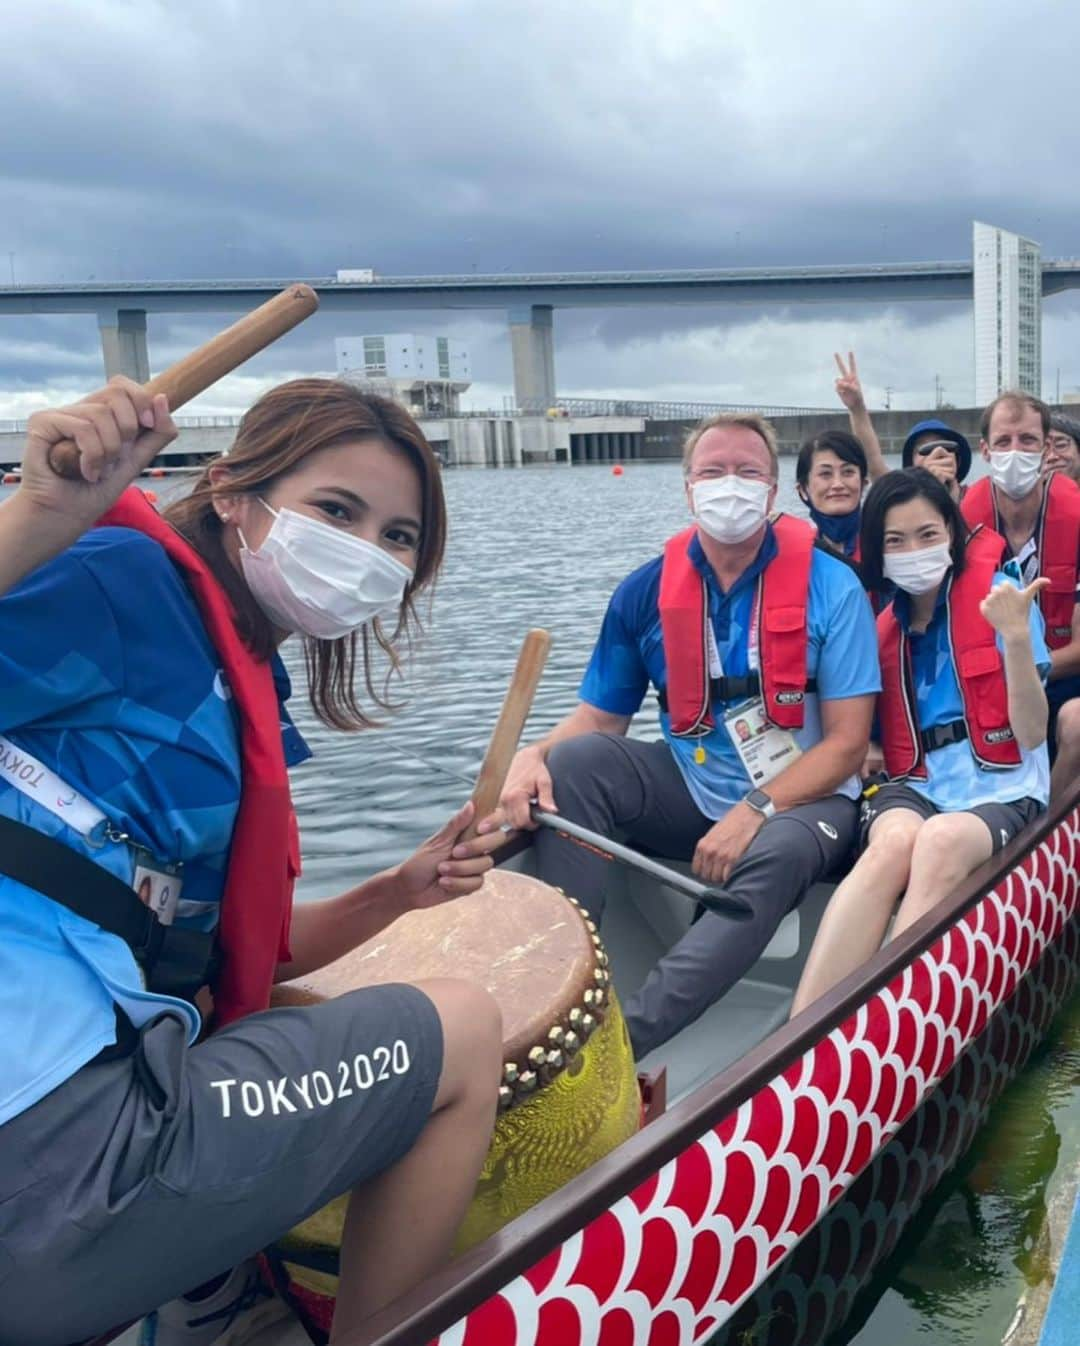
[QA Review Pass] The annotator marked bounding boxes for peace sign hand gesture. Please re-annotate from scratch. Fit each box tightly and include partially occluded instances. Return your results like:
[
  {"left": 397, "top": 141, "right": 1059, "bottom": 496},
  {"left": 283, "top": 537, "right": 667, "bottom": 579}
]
[
  {"left": 834, "top": 351, "right": 866, "bottom": 413},
  {"left": 980, "top": 576, "right": 1050, "bottom": 642}
]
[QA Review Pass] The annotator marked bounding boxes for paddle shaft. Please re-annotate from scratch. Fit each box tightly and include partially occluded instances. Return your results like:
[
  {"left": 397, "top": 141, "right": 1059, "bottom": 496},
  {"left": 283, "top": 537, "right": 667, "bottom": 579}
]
[
  {"left": 386, "top": 742, "right": 750, "bottom": 920},
  {"left": 529, "top": 809, "right": 752, "bottom": 921},
  {"left": 49, "top": 284, "right": 320, "bottom": 481},
  {"left": 461, "top": 629, "right": 552, "bottom": 840}
]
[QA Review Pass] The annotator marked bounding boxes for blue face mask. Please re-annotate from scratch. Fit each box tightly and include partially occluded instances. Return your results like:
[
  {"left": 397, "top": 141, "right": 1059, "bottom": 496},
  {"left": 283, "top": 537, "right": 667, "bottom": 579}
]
[{"left": 808, "top": 504, "right": 862, "bottom": 557}]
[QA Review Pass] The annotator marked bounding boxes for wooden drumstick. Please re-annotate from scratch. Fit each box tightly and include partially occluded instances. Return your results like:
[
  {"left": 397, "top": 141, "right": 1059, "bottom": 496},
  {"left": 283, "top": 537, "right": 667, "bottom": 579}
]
[
  {"left": 462, "top": 628, "right": 552, "bottom": 840},
  {"left": 48, "top": 284, "right": 320, "bottom": 481}
]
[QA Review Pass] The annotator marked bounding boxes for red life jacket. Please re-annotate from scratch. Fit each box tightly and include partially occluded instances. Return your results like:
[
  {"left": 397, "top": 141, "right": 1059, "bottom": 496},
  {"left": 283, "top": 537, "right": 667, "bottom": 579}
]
[
  {"left": 876, "top": 546, "right": 1022, "bottom": 780},
  {"left": 659, "top": 514, "right": 815, "bottom": 735},
  {"left": 962, "top": 473, "right": 1080, "bottom": 648},
  {"left": 964, "top": 519, "right": 1006, "bottom": 567},
  {"left": 98, "top": 489, "right": 296, "bottom": 1027}
]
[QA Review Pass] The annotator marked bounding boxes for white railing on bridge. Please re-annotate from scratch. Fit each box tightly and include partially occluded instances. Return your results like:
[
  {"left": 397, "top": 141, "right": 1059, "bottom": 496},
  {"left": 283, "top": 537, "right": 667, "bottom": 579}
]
[
  {"left": 0, "top": 414, "right": 244, "bottom": 434},
  {"left": 0, "top": 402, "right": 836, "bottom": 438},
  {"left": 512, "top": 398, "right": 837, "bottom": 419}
]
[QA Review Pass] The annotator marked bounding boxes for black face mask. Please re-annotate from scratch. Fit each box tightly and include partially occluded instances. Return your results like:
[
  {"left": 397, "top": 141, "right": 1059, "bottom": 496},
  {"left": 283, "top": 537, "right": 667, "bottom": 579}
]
[{"left": 807, "top": 503, "right": 861, "bottom": 557}]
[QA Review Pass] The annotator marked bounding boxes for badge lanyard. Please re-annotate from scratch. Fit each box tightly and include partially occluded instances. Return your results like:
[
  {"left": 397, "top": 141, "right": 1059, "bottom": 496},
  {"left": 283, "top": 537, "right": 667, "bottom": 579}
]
[
  {"left": 696, "top": 583, "right": 803, "bottom": 785},
  {"left": 0, "top": 734, "right": 183, "bottom": 922}
]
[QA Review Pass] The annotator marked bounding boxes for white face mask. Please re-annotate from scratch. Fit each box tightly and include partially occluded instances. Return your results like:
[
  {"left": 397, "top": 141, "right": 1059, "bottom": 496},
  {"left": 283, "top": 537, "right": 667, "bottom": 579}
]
[
  {"left": 882, "top": 540, "right": 952, "bottom": 595},
  {"left": 691, "top": 477, "right": 771, "bottom": 544},
  {"left": 238, "top": 501, "right": 413, "bottom": 640},
  {"left": 989, "top": 449, "right": 1043, "bottom": 500}
]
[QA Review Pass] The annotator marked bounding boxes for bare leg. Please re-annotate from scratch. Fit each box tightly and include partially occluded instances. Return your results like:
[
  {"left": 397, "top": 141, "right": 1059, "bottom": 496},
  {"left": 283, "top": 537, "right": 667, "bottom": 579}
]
[
  {"left": 330, "top": 978, "right": 502, "bottom": 1344},
  {"left": 789, "top": 809, "right": 923, "bottom": 1018},
  {"left": 1050, "top": 698, "right": 1080, "bottom": 808},
  {"left": 891, "top": 811, "right": 994, "bottom": 939}
]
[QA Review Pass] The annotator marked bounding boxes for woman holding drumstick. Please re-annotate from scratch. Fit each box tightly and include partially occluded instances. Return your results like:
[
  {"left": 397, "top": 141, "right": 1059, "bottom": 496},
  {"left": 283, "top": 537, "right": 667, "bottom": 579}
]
[{"left": 0, "top": 374, "right": 502, "bottom": 1346}]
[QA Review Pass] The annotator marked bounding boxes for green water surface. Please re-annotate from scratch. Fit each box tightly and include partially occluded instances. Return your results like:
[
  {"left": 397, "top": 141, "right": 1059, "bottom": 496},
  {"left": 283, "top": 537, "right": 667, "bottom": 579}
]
[{"left": 839, "top": 987, "right": 1080, "bottom": 1345}]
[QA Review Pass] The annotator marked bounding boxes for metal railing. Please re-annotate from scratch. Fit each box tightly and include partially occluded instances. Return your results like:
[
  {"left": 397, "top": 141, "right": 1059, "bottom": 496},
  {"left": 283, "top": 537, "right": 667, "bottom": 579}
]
[
  {"left": 0, "top": 413, "right": 244, "bottom": 434},
  {"left": 0, "top": 400, "right": 837, "bottom": 438},
  {"left": 513, "top": 397, "right": 837, "bottom": 419}
]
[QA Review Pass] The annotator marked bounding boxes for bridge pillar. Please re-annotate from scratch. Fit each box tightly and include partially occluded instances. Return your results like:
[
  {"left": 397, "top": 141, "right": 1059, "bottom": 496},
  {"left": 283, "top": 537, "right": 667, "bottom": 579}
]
[
  {"left": 508, "top": 305, "right": 556, "bottom": 411},
  {"left": 98, "top": 308, "right": 150, "bottom": 383}
]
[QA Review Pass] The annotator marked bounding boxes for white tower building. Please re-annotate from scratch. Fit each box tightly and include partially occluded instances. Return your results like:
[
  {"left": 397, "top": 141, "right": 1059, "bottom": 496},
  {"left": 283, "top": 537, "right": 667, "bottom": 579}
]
[
  {"left": 334, "top": 334, "right": 471, "bottom": 416},
  {"left": 973, "top": 221, "right": 1042, "bottom": 405}
]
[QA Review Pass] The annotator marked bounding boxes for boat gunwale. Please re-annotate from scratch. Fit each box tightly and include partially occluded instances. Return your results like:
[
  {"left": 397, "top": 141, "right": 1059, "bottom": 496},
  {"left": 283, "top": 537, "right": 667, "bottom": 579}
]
[{"left": 353, "top": 793, "right": 1080, "bottom": 1346}]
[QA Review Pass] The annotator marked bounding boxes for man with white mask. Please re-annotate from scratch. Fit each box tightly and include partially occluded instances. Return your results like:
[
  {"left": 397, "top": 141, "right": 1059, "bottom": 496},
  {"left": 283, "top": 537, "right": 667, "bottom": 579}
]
[
  {"left": 484, "top": 413, "right": 879, "bottom": 1058},
  {"left": 961, "top": 392, "right": 1080, "bottom": 754}
]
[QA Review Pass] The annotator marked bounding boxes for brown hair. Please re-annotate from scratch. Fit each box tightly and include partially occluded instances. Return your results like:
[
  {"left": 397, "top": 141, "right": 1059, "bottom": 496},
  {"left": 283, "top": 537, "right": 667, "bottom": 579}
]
[
  {"left": 681, "top": 412, "right": 779, "bottom": 477},
  {"left": 164, "top": 379, "right": 447, "bottom": 731},
  {"left": 980, "top": 390, "right": 1051, "bottom": 441}
]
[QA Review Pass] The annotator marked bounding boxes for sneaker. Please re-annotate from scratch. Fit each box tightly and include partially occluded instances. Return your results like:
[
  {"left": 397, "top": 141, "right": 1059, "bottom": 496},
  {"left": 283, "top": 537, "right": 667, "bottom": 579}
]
[{"left": 137, "top": 1260, "right": 293, "bottom": 1346}]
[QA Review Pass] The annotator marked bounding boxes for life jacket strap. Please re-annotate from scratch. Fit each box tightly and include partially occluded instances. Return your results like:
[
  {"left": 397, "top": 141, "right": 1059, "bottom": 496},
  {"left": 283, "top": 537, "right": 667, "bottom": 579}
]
[
  {"left": 657, "top": 673, "right": 817, "bottom": 715},
  {"left": 920, "top": 718, "right": 968, "bottom": 753},
  {"left": 0, "top": 814, "right": 217, "bottom": 1002}
]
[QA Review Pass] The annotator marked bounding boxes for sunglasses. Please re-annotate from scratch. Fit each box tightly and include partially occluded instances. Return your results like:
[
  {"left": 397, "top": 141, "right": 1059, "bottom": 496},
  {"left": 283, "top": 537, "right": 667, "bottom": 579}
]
[{"left": 914, "top": 441, "right": 957, "bottom": 457}]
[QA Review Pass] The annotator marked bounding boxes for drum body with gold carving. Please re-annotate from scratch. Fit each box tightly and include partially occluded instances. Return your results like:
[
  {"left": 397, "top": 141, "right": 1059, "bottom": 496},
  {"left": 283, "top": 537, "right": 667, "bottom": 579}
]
[{"left": 269, "top": 870, "right": 640, "bottom": 1316}]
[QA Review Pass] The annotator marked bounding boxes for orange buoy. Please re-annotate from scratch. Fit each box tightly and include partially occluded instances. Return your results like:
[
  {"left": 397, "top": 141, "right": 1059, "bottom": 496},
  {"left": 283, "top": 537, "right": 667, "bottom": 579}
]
[
  {"left": 142, "top": 488, "right": 158, "bottom": 504},
  {"left": 150, "top": 467, "right": 166, "bottom": 478},
  {"left": 612, "top": 464, "right": 624, "bottom": 476},
  {"left": 2, "top": 472, "right": 19, "bottom": 484}
]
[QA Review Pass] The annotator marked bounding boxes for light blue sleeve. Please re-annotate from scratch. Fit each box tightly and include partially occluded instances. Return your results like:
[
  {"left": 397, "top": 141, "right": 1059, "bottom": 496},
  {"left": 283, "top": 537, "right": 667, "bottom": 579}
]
[
  {"left": 810, "top": 556, "right": 882, "bottom": 700},
  {"left": 578, "top": 587, "right": 650, "bottom": 716},
  {"left": 992, "top": 572, "right": 1052, "bottom": 684}
]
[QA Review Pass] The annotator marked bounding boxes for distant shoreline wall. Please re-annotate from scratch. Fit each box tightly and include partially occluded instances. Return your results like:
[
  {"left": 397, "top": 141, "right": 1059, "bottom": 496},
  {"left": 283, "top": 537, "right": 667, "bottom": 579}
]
[
  {"left": 3, "top": 404, "right": 1076, "bottom": 470},
  {"left": 643, "top": 406, "right": 1007, "bottom": 460}
]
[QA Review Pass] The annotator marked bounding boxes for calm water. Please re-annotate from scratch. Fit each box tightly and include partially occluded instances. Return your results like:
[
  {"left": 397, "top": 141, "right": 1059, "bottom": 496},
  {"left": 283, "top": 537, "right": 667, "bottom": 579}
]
[
  {"left": 3, "top": 457, "right": 1078, "bottom": 1342},
  {"left": 285, "top": 461, "right": 690, "bottom": 891}
]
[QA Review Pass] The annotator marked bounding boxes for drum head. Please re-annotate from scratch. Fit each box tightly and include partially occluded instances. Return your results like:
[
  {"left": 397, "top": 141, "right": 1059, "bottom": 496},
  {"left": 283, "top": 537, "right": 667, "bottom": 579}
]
[{"left": 276, "top": 870, "right": 596, "bottom": 1067}]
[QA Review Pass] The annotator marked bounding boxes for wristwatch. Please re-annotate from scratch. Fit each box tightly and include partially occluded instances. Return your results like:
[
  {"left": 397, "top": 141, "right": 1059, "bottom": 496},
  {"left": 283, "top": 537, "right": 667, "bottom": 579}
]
[{"left": 744, "top": 789, "right": 776, "bottom": 819}]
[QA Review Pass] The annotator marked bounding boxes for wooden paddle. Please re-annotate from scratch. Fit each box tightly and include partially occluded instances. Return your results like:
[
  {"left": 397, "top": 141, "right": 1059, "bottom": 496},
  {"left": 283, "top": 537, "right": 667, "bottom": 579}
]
[
  {"left": 48, "top": 284, "right": 320, "bottom": 481},
  {"left": 461, "top": 628, "right": 552, "bottom": 840}
]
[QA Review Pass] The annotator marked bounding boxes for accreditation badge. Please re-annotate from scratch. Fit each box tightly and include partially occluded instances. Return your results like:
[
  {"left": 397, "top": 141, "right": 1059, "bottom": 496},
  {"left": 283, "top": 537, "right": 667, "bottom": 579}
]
[
  {"left": 723, "top": 699, "right": 802, "bottom": 787},
  {"left": 132, "top": 849, "right": 183, "bottom": 926}
]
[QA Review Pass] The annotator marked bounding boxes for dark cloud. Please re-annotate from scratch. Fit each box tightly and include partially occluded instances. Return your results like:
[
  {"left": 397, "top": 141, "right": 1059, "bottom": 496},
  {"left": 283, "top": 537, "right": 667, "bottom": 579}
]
[{"left": 1, "top": 0, "right": 1078, "bottom": 412}]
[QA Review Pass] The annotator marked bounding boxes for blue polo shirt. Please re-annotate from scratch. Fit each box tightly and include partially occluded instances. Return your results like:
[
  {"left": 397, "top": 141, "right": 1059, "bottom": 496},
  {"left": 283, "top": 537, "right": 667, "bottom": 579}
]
[
  {"left": 892, "top": 572, "right": 1050, "bottom": 811},
  {"left": 0, "top": 526, "right": 311, "bottom": 1127},
  {"left": 579, "top": 527, "right": 881, "bottom": 818}
]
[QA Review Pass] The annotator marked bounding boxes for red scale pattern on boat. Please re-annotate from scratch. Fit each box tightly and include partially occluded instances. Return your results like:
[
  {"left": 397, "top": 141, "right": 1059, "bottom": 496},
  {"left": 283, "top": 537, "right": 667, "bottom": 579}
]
[
  {"left": 667, "top": 1141, "right": 715, "bottom": 1227},
  {"left": 461, "top": 1294, "right": 518, "bottom": 1346},
  {"left": 429, "top": 810, "right": 1080, "bottom": 1346},
  {"left": 569, "top": 1211, "right": 625, "bottom": 1305},
  {"left": 675, "top": 1229, "right": 722, "bottom": 1313},
  {"left": 627, "top": 1217, "right": 679, "bottom": 1305},
  {"left": 646, "top": 1310, "right": 683, "bottom": 1346},
  {"left": 536, "top": 1299, "right": 581, "bottom": 1345},
  {"left": 597, "top": 1308, "right": 637, "bottom": 1346}
]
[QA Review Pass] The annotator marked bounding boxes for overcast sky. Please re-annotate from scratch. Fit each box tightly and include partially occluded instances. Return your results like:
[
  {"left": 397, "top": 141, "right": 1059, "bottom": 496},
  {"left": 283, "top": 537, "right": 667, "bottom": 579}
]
[{"left": 3, "top": 0, "right": 1078, "bottom": 419}]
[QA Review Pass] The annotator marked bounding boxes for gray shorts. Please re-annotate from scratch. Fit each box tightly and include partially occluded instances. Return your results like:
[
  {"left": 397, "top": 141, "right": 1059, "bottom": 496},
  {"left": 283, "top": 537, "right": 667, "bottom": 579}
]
[
  {"left": 859, "top": 782, "right": 1042, "bottom": 852},
  {"left": 0, "top": 984, "right": 443, "bottom": 1346}
]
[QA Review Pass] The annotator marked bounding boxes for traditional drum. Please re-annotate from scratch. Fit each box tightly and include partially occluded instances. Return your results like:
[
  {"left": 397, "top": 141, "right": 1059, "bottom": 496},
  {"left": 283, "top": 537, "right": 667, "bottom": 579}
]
[{"left": 268, "top": 869, "right": 640, "bottom": 1320}]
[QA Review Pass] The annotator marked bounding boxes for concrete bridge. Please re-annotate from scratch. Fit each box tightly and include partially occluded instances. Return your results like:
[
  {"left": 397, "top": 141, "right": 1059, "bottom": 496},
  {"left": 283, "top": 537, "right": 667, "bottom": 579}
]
[{"left": 4, "top": 257, "right": 1080, "bottom": 408}]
